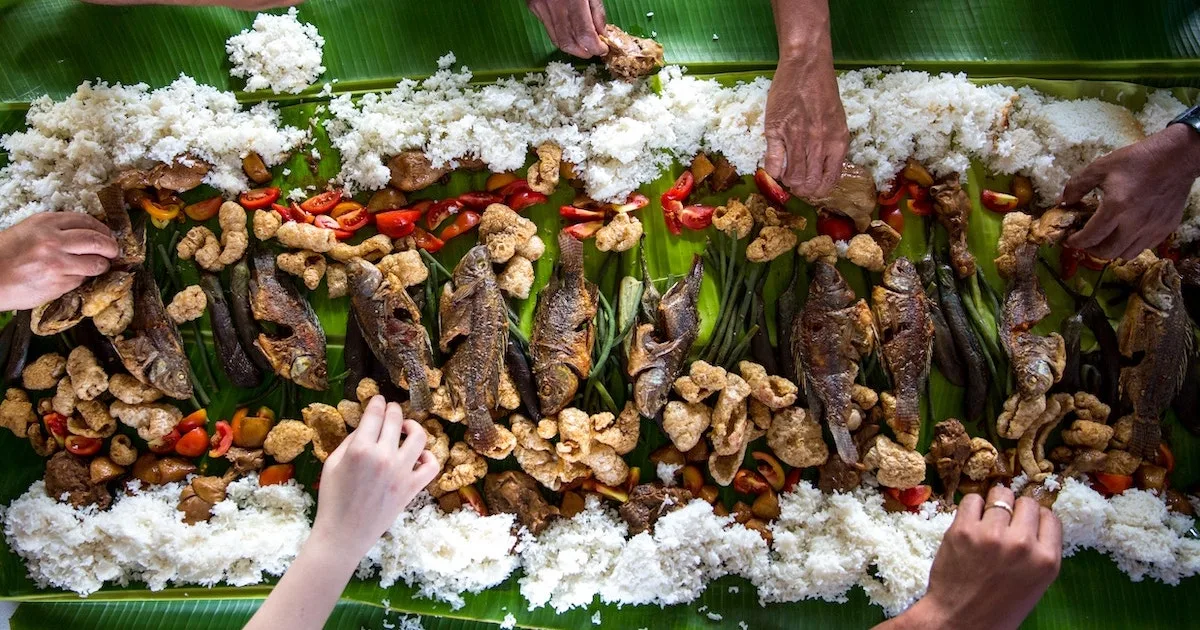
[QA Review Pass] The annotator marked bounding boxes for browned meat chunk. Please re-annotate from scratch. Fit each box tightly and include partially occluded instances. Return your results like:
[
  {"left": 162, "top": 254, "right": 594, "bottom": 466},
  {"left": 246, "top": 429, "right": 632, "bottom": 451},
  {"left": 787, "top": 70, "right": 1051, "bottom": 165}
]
[
  {"left": 44, "top": 451, "right": 111, "bottom": 509},
  {"left": 600, "top": 25, "right": 664, "bottom": 80},
  {"left": 618, "top": 484, "right": 693, "bottom": 535},
  {"left": 388, "top": 150, "right": 450, "bottom": 192},
  {"left": 482, "top": 471, "right": 559, "bottom": 535},
  {"left": 817, "top": 455, "right": 861, "bottom": 494}
]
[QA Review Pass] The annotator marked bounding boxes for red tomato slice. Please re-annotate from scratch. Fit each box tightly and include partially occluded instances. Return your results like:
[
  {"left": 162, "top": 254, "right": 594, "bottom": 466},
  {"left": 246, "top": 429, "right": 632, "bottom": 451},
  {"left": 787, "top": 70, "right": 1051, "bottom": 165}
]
[
  {"left": 412, "top": 227, "right": 445, "bottom": 253},
  {"left": 663, "top": 170, "right": 695, "bottom": 203},
  {"left": 175, "top": 427, "right": 210, "bottom": 458},
  {"left": 425, "top": 199, "right": 464, "bottom": 231},
  {"left": 300, "top": 190, "right": 343, "bottom": 214},
  {"left": 208, "top": 420, "right": 233, "bottom": 458},
  {"left": 149, "top": 429, "right": 181, "bottom": 455},
  {"left": 238, "top": 187, "right": 281, "bottom": 210},
  {"left": 816, "top": 212, "right": 855, "bottom": 242},
  {"left": 662, "top": 199, "right": 683, "bottom": 236},
  {"left": 679, "top": 205, "right": 715, "bottom": 230},
  {"left": 439, "top": 210, "right": 482, "bottom": 240},
  {"left": 507, "top": 190, "right": 548, "bottom": 212},
  {"left": 184, "top": 197, "right": 222, "bottom": 222},
  {"left": 260, "top": 464, "right": 295, "bottom": 486},
  {"left": 65, "top": 435, "right": 102, "bottom": 457},
  {"left": 458, "top": 191, "right": 504, "bottom": 210},
  {"left": 375, "top": 209, "right": 422, "bottom": 239},
  {"left": 177, "top": 409, "right": 208, "bottom": 435},
  {"left": 497, "top": 180, "right": 531, "bottom": 197},
  {"left": 335, "top": 208, "right": 370, "bottom": 232},
  {"left": 879, "top": 204, "right": 904, "bottom": 232}
]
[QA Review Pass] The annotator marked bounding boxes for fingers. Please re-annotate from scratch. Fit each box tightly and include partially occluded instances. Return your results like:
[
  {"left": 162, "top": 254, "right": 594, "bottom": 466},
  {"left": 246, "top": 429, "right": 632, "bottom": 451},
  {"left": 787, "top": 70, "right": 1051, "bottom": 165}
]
[
  {"left": 816, "top": 145, "right": 844, "bottom": 198},
  {"left": 323, "top": 429, "right": 351, "bottom": 469},
  {"left": 397, "top": 420, "right": 428, "bottom": 467},
  {"left": 412, "top": 450, "right": 441, "bottom": 486},
  {"left": 1060, "top": 161, "right": 1106, "bottom": 206},
  {"left": 1037, "top": 506, "right": 1063, "bottom": 548},
  {"left": 981, "top": 485, "right": 1016, "bottom": 528},
  {"left": 379, "top": 401, "right": 404, "bottom": 447},
  {"left": 589, "top": 0, "right": 607, "bottom": 34},
  {"left": 1065, "top": 209, "right": 1118, "bottom": 252},
  {"left": 357, "top": 395, "right": 387, "bottom": 443},
  {"left": 566, "top": 0, "right": 607, "bottom": 57},
  {"left": 955, "top": 492, "right": 984, "bottom": 524},
  {"left": 1011, "top": 496, "right": 1042, "bottom": 537},
  {"left": 61, "top": 254, "right": 111, "bottom": 278},
  {"left": 58, "top": 229, "right": 120, "bottom": 259},
  {"left": 764, "top": 133, "right": 788, "bottom": 183},
  {"left": 42, "top": 212, "right": 112, "bottom": 233}
]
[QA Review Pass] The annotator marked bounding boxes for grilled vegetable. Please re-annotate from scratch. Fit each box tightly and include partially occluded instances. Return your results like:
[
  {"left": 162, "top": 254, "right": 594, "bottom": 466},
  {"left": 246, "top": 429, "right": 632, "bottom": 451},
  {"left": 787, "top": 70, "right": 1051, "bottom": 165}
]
[
  {"left": 343, "top": 313, "right": 371, "bottom": 400},
  {"left": 229, "top": 258, "right": 271, "bottom": 373},
  {"left": 936, "top": 264, "right": 989, "bottom": 425},
  {"left": 506, "top": 338, "right": 542, "bottom": 422}
]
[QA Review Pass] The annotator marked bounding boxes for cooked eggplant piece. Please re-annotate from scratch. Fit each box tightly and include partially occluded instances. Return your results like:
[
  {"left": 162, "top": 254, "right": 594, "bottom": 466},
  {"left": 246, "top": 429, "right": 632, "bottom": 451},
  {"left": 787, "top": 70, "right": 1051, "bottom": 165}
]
[
  {"left": 628, "top": 257, "right": 703, "bottom": 418},
  {"left": 110, "top": 268, "right": 193, "bottom": 399},
  {"left": 248, "top": 247, "right": 328, "bottom": 391},
  {"left": 2, "top": 311, "right": 31, "bottom": 383},
  {"left": 343, "top": 312, "right": 371, "bottom": 400},
  {"left": 346, "top": 258, "right": 434, "bottom": 419},
  {"left": 937, "top": 263, "right": 989, "bottom": 423},
  {"left": 228, "top": 258, "right": 271, "bottom": 373},
  {"left": 199, "top": 273, "right": 262, "bottom": 388},
  {"left": 531, "top": 232, "right": 599, "bottom": 416},
  {"left": 506, "top": 338, "right": 541, "bottom": 422}
]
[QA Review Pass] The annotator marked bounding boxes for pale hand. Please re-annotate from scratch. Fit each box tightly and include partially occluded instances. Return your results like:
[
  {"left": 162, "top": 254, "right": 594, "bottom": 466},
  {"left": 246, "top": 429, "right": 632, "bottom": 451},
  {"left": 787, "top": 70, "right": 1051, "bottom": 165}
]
[
  {"left": 0, "top": 213, "right": 119, "bottom": 311},
  {"left": 878, "top": 486, "right": 1063, "bottom": 630},
  {"left": 527, "top": 0, "right": 608, "bottom": 58},
  {"left": 1064, "top": 123, "right": 1200, "bottom": 260},
  {"left": 764, "top": 51, "right": 849, "bottom": 199}
]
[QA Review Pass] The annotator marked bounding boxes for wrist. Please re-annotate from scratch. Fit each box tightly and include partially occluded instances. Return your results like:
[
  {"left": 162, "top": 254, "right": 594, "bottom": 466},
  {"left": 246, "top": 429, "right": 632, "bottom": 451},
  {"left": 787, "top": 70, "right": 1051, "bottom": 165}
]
[
  {"left": 304, "top": 522, "right": 368, "bottom": 576},
  {"left": 1165, "top": 120, "right": 1200, "bottom": 178}
]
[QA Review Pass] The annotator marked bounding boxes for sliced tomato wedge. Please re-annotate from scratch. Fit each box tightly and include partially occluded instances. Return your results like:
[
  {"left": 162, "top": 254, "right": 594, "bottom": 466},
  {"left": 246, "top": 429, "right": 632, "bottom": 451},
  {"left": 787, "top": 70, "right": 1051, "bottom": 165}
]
[
  {"left": 412, "top": 227, "right": 445, "bottom": 253},
  {"left": 497, "top": 180, "right": 531, "bottom": 197},
  {"left": 458, "top": 191, "right": 504, "bottom": 210},
  {"left": 425, "top": 199, "right": 464, "bottom": 231},
  {"left": 877, "top": 177, "right": 907, "bottom": 206},
  {"left": 300, "top": 190, "right": 343, "bottom": 214},
  {"left": 1094, "top": 472, "right": 1134, "bottom": 496},
  {"left": 375, "top": 209, "right": 422, "bottom": 239},
  {"left": 289, "top": 202, "right": 315, "bottom": 224},
  {"left": 175, "top": 427, "right": 210, "bottom": 458},
  {"left": 335, "top": 208, "right": 370, "bottom": 233},
  {"left": 663, "top": 170, "right": 695, "bottom": 203},
  {"left": 208, "top": 420, "right": 233, "bottom": 458},
  {"left": 507, "top": 190, "right": 548, "bottom": 212},
  {"left": 613, "top": 192, "right": 650, "bottom": 213},
  {"left": 816, "top": 212, "right": 855, "bottom": 242},
  {"left": 260, "top": 464, "right": 295, "bottom": 486},
  {"left": 679, "top": 205, "right": 715, "bottom": 230},
  {"left": 149, "top": 429, "right": 181, "bottom": 455},
  {"left": 662, "top": 199, "right": 683, "bottom": 236},
  {"left": 239, "top": 187, "right": 281, "bottom": 210},
  {"left": 184, "top": 197, "right": 222, "bottom": 222},
  {"left": 330, "top": 200, "right": 364, "bottom": 219},
  {"left": 177, "top": 409, "right": 208, "bottom": 435},
  {"left": 879, "top": 204, "right": 904, "bottom": 232},
  {"left": 439, "top": 210, "right": 482, "bottom": 241},
  {"left": 65, "top": 435, "right": 102, "bottom": 457},
  {"left": 560, "top": 206, "right": 607, "bottom": 221},
  {"left": 754, "top": 168, "right": 791, "bottom": 205},
  {"left": 563, "top": 220, "right": 604, "bottom": 239}
]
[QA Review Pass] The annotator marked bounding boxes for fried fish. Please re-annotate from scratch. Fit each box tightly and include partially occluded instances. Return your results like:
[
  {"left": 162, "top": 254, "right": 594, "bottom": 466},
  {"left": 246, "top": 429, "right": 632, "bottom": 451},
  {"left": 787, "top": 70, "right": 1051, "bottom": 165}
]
[
  {"left": 531, "top": 232, "right": 599, "bottom": 416},
  {"left": 872, "top": 257, "right": 933, "bottom": 449},
  {"left": 111, "top": 268, "right": 193, "bottom": 399},
  {"left": 247, "top": 246, "right": 328, "bottom": 391},
  {"left": 628, "top": 256, "right": 703, "bottom": 418}
]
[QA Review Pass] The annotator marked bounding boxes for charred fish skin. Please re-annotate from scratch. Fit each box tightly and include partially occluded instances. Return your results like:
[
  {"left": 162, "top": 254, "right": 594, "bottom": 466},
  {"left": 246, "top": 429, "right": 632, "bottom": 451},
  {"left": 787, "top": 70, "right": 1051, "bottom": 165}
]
[
  {"left": 531, "top": 233, "right": 599, "bottom": 416},
  {"left": 248, "top": 247, "right": 328, "bottom": 391},
  {"left": 629, "top": 257, "right": 703, "bottom": 418},
  {"left": 199, "top": 273, "right": 262, "bottom": 389},
  {"left": 343, "top": 312, "right": 371, "bottom": 400},
  {"left": 871, "top": 257, "right": 933, "bottom": 450},
  {"left": 346, "top": 258, "right": 434, "bottom": 419},
  {"left": 794, "top": 261, "right": 874, "bottom": 464},
  {"left": 440, "top": 246, "right": 509, "bottom": 454},
  {"left": 1119, "top": 260, "right": 1192, "bottom": 458},
  {"left": 97, "top": 184, "right": 145, "bottom": 268},
  {"left": 112, "top": 268, "right": 193, "bottom": 399},
  {"left": 930, "top": 176, "right": 977, "bottom": 279}
]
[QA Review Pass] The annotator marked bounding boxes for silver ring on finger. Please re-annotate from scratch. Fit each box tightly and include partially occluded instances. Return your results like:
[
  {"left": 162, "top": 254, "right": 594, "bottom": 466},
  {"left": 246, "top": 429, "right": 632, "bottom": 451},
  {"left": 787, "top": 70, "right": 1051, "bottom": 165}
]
[{"left": 985, "top": 500, "right": 1014, "bottom": 517}]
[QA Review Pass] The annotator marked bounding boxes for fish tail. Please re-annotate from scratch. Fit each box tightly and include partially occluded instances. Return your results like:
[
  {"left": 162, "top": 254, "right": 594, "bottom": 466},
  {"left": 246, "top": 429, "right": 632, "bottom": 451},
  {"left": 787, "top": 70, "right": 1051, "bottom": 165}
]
[
  {"left": 465, "top": 409, "right": 500, "bottom": 453},
  {"left": 1129, "top": 417, "right": 1162, "bottom": 459},
  {"left": 831, "top": 421, "right": 859, "bottom": 464}
]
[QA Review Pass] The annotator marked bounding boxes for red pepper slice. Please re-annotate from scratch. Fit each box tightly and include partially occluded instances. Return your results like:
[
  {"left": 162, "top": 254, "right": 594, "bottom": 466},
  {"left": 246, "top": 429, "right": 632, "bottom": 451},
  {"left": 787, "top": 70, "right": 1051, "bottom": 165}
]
[
  {"left": 498, "top": 180, "right": 531, "bottom": 198},
  {"left": 175, "top": 427, "right": 210, "bottom": 458},
  {"left": 662, "top": 199, "right": 683, "bottom": 236},
  {"left": 508, "top": 190, "right": 548, "bottom": 212},
  {"left": 439, "top": 210, "right": 482, "bottom": 241},
  {"left": 375, "top": 209, "right": 423, "bottom": 239},
  {"left": 563, "top": 221, "right": 604, "bottom": 239},
  {"left": 877, "top": 177, "right": 907, "bottom": 206},
  {"left": 300, "top": 190, "right": 343, "bottom": 214},
  {"left": 42, "top": 413, "right": 68, "bottom": 442},
  {"left": 184, "top": 197, "right": 222, "bottom": 222},
  {"left": 560, "top": 206, "right": 607, "bottom": 221},
  {"left": 239, "top": 187, "right": 281, "bottom": 210},
  {"left": 177, "top": 409, "right": 208, "bottom": 435},
  {"left": 65, "top": 435, "right": 103, "bottom": 457},
  {"left": 754, "top": 168, "right": 791, "bottom": 205},
  {"left": 208, "top": 420, "right": 233, "bottom": 458},
  {"left": 679, "top": 205, "right": 715, "bottom": 230},
  {"left": 879, "top": 204, "right": 904, "bottom": 232},
  {"left": 904, "top": 198, "right": 934, "bottom": 217},
  {"left": 816, "top": 211, "right": 855, "bottom": 242},
  {"left": 148, "top": 429, "right": 181, "bottom": 455},
  {"left": 425, "top": 199, "right": 464, "bottom": 231},
  {"left": 663, "top": 170, "right": 695, "bottom": 203},
  {"left": 412, "top": 227, "right": 445, "bottom": 253},
  {"left": 458, "top": 191, "right": 505, "bottom": 210}
]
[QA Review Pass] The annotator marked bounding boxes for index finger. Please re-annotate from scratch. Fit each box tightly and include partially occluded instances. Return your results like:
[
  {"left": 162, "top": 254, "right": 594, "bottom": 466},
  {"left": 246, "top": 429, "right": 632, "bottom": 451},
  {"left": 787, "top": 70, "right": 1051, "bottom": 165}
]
[
  {"left": 45, "top": 212, "right": 113, "bottom": 234},
  {"left": 59, "top": 228, "right": 120, "bottom": 258},
  {"left": 356, "top": 395, "right": 387, "bottom": 442}
]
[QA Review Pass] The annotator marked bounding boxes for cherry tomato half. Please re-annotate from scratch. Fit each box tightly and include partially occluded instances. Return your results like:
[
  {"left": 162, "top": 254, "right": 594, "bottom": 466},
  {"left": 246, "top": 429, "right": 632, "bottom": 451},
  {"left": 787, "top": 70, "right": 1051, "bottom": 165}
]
[
  {"left": 65, "top": 435, "right": 102, "bottom": 457},
  {"left": 177, "top": 409, "right": 208, "bottom": 435},
  {"left": 208, "top": 420, "right": 233, "bottom": 458},
  {"left": 375, "top": 209, "right": 423, "bottom": 239},
  {"left": 300, "top": 190, "right": 343, "bottom": 214},
  {"left": 175, "top": 427, "right": 210, "bottom": 459},
  {"left": 439, "top": 210, "right": 482, "bottom": 241},
  {"left": 238, "top": 187, "right": 281, "bottom": 210}
]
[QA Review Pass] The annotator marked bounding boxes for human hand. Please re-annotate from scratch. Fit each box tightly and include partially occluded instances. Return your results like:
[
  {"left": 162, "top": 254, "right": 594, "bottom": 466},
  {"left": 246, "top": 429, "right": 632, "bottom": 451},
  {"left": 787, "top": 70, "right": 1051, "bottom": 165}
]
[
  {"left": 1064, "top": 123, "right": 1200, "bottom": 260},
  {"left": 309, "top": 396, "right": 440, "bottom": 559},
  {"left": 890, "top": 486, "right": 1062, "bottom": 630},
  {"left": 0, "top": 212, "right": 119, "bottom": 311},
  {"left": 527, "top": 0, "right": 608, "bottom": 58},
  {"left": 764, "top": 37, "right": 849, "bottom": 199}
]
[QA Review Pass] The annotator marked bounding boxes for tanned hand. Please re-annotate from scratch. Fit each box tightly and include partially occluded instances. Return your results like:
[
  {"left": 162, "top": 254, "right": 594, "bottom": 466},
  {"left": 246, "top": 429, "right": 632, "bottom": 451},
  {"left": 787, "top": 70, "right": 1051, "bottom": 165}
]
[
  {"left": 527, "top": 0, "right": 608, "bottom": 58},
  {"left": 1064, "top": 123, "right": 1200, "bottom": 260},
  {"left": 0, "top": 213, "right": 119, "bottom": 311},
  {"left": 877, "top": 486, "right": 1063, "bottom": 630}
]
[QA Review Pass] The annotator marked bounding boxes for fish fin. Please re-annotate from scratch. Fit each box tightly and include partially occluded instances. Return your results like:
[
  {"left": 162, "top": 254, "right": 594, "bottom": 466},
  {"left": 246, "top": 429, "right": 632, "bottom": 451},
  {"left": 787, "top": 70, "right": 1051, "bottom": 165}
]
[
  {"left": 1128, "top": 418, "right": 1161, "bottom": 459},
  {"left": 831, "top": 423, "right": 859, "bottom": 464}
]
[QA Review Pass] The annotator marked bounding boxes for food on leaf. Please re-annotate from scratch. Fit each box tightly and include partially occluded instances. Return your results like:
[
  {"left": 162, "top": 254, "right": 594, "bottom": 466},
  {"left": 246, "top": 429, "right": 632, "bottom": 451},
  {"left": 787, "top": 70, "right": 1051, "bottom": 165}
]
[
  {"left": 110, "top": 269, "right": 194, "bottom": 400},
  {"left": 871, "top": 258, "right": 934, "bottom": 450},
  {"left": 600, "top": 24, "right": 664, "bottom": 80},
  {"left": 930, "top": 175, "right": 977, "bottom": 278},
  {"left": 248, "top": 246, "right": 329, "bottom": 390},
  {"left": 802, "top": 162, "right": 877, "bottom": 231},
  {"left": 531, "top": 233, "right": 599, "bottom": 416},
  {"left": 628, "top": 257, "right": 703, "bottom": 418}
]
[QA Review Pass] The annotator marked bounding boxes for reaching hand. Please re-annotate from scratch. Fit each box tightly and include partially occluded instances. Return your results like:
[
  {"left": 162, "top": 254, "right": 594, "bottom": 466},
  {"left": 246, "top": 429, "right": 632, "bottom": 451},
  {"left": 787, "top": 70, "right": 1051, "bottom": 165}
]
[
  {"left": 0, "top": 212, "right": 119, "bottom": 311},
  {"left": 1064, "top": 123, "right": 1200, "bottom": 260},
  {"left": 311, "top": 396, "right": 440, "bottom": 559},
  {"left": 880, "top": 486, "right": 1062, "bottom": 630},
  {"left": 527, "top": 0, "right": 608, "bottom": 59}
]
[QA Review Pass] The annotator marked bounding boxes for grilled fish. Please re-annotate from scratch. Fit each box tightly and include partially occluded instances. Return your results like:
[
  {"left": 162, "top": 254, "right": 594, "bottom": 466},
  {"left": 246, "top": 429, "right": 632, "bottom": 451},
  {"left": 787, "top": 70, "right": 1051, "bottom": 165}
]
[
  {"left": 628, "top": 256, "right": 703, "bottom": 418},
  {"left": 999, "top": 236, "right": 1064, "bottom": 400},
  {"left": 794, "top": 261, "right": 875, "bottom": 464},
  {"left": 347, "top": 258, "right": 434, "bottom": 419},
  {"left": 930, "top": 176, "right": 977, "bottom": 278},
  {"left": 1118, "top": 259, "right": 1192, "bottom": 458},
  {"left": 111, "top": 268, "right": 193, "bottom": 399},
  {"left": 531, "top": 233, "right": 599, "bottom": 416},
  {"left": 247, "top": 247, "right": 328, "bottom": 391},
  {"left": 871, "top": 257, "right": 933, "bottom": 449},
  {"left": 440, "top": 246, "right": 509, "bottom": 454}
]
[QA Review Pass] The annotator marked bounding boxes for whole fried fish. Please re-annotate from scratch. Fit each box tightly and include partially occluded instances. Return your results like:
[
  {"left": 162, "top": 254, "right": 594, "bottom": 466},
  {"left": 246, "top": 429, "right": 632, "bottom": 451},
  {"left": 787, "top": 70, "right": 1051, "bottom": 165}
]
[
  {"left": 111, "top": 268, "right": 193, "bottom": 399},
  {"left": 1118, "top": 260, "right": 1192, "bottom": 458},
  {"left": 930, "top": 176, "right": 977, "bottom": 278},
  {"left": 440, "top": 246, "right": 509, "bottom": 455},
  {"left": 628, "top": 257, "right": 703, "bottom": 418},
  {"left": 97, "top": 183, "right": 145, "bottom": 268},
  {"left": 347, "top": 258, "right": 434, "bottom": 419},
  {"left": 248, "top": 247, "right": 328, "bottom": 391},
  {"left": 999, "top": 234, "right": 1065, "bottom": 400},
  {"left": 794, "top": 262, "right": 875, "bottom": 464},
  {"left": 531, "top": 233, "right": 599, "bottom": 416},
  {"left": 871, "top": 257, "right": 933, "bottom": 449}
]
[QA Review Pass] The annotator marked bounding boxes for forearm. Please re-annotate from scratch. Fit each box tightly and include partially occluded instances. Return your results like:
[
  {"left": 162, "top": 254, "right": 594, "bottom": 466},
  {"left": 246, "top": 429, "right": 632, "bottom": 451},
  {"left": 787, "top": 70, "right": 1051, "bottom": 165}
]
[
  {"left": 770, "top": 0, "right": 833, "bottom": 62},
  {"left": 873, "top": 598, "right": 950, "bottom": 630},
  {"left": 244, "top": 528, "right": 361, "bottom": 630}
]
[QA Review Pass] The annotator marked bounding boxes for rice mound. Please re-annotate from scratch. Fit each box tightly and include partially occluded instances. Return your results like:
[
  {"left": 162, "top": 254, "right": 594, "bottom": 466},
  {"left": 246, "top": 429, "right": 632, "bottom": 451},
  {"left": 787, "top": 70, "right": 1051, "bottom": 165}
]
[{"left": 225, "top": 8, "right": 326, "bottom": 95}]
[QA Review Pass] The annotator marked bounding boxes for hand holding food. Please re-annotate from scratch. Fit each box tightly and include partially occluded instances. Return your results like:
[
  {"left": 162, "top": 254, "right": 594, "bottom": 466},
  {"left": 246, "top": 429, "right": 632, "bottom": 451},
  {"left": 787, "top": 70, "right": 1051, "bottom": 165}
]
[
  {"left": 880, "top": 487, "right": 1063, "bottom": 630},
  {"left": 0, "top": 213, "right": 119, "bottom": 311},
  {"left": 527, "top": 0, "right": 608, "bottom": 59},
  {"left": 764, "top": 0, "right": 849, "bottom": 199},
  {"left": 1064, "top": 123, "right": 1200, "bottom": 260}
]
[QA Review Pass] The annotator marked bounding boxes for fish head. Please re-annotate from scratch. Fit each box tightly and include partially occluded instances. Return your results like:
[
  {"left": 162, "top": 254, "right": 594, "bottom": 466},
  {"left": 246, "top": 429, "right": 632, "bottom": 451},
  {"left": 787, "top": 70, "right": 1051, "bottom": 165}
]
[
  {"left": 454, "top": 246, "right": 493, "bottom": 284},
  {"left": 147, "top": 356, "right": 193, "bottom": 399},
  {"left": 345, "top": 258, "right": 382, "bottom": 295},
  {"left": 537, "top": 363, "right": 579, "bottom": 416},
  {"left": 1140, "top": 260, "right": 1182, "bottom": 312},
  {"left": 882, "top": 257, "right": 919, "bottom": 293},
  {"left": 809, "top": 262, "right": 854, "bottom": 308},
  {"left": 290, "top": 354, "right": 329, "bottom": 391}
]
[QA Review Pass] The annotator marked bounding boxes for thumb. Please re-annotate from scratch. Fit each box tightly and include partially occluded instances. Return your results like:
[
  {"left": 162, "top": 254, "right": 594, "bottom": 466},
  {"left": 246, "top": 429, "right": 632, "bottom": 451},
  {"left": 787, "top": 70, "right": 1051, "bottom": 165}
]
[
  {"left": 765, "top": 133, "right": 787, "bottom": 182},
  {"left": 1060, "top": 161, "right": 1106, "bottom": 206}
]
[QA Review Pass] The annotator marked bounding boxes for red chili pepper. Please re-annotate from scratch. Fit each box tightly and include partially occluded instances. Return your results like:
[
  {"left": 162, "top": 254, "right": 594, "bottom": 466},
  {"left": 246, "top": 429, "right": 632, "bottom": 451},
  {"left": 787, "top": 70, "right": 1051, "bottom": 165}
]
[
  {"left": 559, "top": 206, "right": 607, "bottom": 221},
  {"left": 300, "top": 190, "right": 342, "bottom": 214},
  {"left": 754, "top": 168, "right": 791, "bottom": 205},
  {"left": 877, "top": 177, "right": 907, "bottom": 206},
  {"left": 425, "top": 199, "right": 464, "bottom": 231},
  {"left": 663, "top": 170, "right": 695, "bottom": 203},
  {"left": 508, "top": 190, "right": 548, "bottom": 212},
  {"left": 904, "top": 198, "right": 934, "bottom": 217},
  {"left": 458, "top": 191, "right": 505, "bottom": 210},
  {"left": 177, "top": 409, "right": 208, "bottom": 435},
  {"left": 412, "top": 227, "right": 445, "bottom": 253},
  {"left": 375, "top": 209, "right": 423, "bottom": 239},
  {"left": 879, "top": 204, "right": 904, "bottom": 233},
  {"left": 65, "top": 435, "right": 102, "bottom": 457},
  {"left": 563, "top": 221, "right": 604, "bottom": 239},
  {"left": 816, "top": 212, "right": 855, "bottom": 242},
  {"left": 613, "top": 192, "right": 649, "bottom": 213},
  {"left": 175, "top": 427, "right": 210, "bottom": 458},
  {"left": 439, "top": 210, "right": 482, "bottom": 241},
  {"left": 239, "top": 187, "right": 281, "bottom": 210},
  {"left": 148, "top": 429, "right": 181, "bottom": 455},
  {"left": 679, "top": 205, "right": 715, "bottom": 230},
  {"left": 208, "top": 420, "right": 233, "bottom": 458},
  {"left": 662, "top": 199, "right": 683, "bottom": 236},
  {"left": 498, "top": 180, "right": 531, "bottom": 198},
  {"left": 1060, "top": 247, "right": 1084, "bottom": 279}
]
